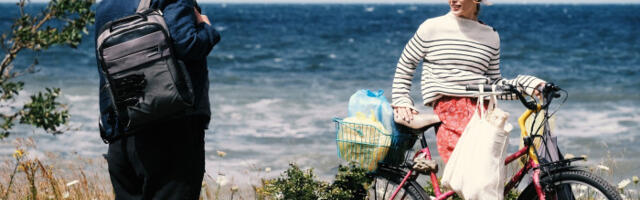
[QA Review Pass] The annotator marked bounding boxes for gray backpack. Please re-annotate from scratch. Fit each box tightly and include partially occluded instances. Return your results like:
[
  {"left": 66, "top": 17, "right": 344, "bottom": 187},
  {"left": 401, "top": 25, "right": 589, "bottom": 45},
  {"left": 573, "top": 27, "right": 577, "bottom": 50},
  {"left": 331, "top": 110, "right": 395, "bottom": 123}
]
[{"left": 96, "top": 0, "right": 194, "bottom": 134}]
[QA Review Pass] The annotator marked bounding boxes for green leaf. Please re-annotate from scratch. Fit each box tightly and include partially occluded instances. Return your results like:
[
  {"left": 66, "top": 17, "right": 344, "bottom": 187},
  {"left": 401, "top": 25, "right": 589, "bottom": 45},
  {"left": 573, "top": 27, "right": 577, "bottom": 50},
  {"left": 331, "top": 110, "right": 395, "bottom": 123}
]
[{"left": 18, "top": 88, "right": 69, "bottom": 134}]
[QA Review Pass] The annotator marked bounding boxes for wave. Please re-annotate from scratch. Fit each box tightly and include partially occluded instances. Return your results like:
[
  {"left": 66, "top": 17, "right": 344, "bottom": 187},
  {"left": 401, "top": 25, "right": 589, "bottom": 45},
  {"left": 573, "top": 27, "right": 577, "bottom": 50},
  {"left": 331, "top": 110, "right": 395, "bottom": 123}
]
[{"left": 1, "top": 4, "right": 639, "bottom": 184}]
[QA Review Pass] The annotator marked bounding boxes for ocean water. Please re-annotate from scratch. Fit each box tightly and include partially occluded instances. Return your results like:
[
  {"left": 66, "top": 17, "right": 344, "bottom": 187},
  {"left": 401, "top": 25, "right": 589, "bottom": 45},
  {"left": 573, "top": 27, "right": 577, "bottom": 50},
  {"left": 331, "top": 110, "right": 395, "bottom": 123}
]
[{"left": 0, "top": 3, "right": 639, "bottom": 186}]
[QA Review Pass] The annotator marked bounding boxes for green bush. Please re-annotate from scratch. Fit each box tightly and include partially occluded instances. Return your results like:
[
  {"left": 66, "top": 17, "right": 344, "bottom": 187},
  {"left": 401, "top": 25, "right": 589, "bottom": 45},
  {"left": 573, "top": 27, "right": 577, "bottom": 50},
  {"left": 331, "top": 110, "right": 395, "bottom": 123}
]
[
  {"left": 324, "top": 163, "right": 372, "bottom": 200},
  {"left": 261, "top": 163, "right": 326, "bottom": 200},
  {"left": 258, "top": 163, "right": 372, "bottom": 200}
]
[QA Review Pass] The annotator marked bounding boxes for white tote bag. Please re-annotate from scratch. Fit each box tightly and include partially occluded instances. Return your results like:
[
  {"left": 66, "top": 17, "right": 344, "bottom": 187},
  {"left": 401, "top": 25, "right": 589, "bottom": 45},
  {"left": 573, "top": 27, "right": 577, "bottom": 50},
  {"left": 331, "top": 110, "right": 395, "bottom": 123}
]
[{"left": 441, "top": 86, "right": 513, "bottom": 200}]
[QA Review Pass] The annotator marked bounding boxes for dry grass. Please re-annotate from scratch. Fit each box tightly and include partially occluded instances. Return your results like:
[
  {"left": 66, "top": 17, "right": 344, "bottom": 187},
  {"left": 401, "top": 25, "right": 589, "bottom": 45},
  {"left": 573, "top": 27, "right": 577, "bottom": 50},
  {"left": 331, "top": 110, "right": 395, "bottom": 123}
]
[
  {"left": 0, "top": 138, "right": 113, "bottom": 200},
  {"left": 0, "top": 138, "right": 260, "bottom": 200},
  {"left": 576, "top": 150, "right": 640, "bottom": 200},
  {"left": 2, "top": 137, "right": 638, "bottom": 200}
]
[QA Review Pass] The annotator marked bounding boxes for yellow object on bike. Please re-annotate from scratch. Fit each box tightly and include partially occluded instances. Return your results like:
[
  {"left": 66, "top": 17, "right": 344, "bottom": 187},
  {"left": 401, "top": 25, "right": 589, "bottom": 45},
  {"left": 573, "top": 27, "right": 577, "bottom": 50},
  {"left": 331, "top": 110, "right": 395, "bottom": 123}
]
[
  {"left": 343, "top": 111, "right": 389, "bottom": 134},
  {"left": 337, "top": 111, "right": 391, "bottom": 171},
  {"left": 519, "top": 109, "right": 556, "bottom": 166}
]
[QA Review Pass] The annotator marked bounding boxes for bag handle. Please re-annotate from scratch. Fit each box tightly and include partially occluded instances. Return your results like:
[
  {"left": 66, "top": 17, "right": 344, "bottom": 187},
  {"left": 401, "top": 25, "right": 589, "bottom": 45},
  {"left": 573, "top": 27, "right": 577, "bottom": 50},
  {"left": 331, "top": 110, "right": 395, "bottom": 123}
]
[
  {"left": 487, "top": 85, "right": 498, "bottom": 112},
  {"left": 477, "top": 84, "right": 486, "bottom": 115},
  {"left": 108, "top": 13, "right": 147, "bottom": 32},
  {"left": 136, "top": 0, "right": 151, "bottom": 13},
  {"left": 476, "top": 84, "right": 499, "bottom": 116}
]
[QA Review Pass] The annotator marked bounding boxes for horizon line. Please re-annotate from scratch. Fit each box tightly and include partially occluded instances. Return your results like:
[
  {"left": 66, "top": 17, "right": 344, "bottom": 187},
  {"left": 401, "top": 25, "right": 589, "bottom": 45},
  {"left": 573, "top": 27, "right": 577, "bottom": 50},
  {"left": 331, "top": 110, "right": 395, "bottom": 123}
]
[
  {"left": 201, "top": 1, "right": 640, "bottom": 3},
  {"left": 0, "top": 0, "right": 639, "bottom": 4}
]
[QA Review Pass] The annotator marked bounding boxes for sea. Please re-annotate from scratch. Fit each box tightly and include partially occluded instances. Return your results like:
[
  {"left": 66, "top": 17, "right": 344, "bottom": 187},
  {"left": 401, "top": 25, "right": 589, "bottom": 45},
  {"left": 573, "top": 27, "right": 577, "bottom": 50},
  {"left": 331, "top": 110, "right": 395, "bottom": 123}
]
[{"left": 0, "top": 3, "right": 638, "bottom": 188}]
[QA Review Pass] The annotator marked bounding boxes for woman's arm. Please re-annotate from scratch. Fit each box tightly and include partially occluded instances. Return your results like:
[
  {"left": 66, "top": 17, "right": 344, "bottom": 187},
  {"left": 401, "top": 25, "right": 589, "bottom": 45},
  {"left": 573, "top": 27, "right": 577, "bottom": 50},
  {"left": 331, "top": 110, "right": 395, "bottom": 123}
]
[
  {"left": 392, "top": 24, "right": 428, "bottom": 121},
  {"left": 487, "top": 51, "right": 545, "bottom": 100}
]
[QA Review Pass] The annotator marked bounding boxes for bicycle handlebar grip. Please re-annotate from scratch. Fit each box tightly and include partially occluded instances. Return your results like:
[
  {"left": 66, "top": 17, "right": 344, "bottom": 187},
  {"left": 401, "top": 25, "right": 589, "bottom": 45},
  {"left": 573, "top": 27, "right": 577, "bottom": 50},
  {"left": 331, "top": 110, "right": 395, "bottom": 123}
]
[
  {"left": 544, "top": 82, "right": 561, "bottom": 92},
  {"left": 465, "top": 84, "right": 508, "bottom": 92}
]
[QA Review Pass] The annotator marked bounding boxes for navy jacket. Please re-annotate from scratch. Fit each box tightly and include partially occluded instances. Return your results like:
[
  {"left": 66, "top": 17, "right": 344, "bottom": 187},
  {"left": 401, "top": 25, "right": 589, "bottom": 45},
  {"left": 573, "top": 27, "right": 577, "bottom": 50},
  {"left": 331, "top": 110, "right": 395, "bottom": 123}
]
[{"left": 95, "top": 0, "right": 220, "bottom": 141}]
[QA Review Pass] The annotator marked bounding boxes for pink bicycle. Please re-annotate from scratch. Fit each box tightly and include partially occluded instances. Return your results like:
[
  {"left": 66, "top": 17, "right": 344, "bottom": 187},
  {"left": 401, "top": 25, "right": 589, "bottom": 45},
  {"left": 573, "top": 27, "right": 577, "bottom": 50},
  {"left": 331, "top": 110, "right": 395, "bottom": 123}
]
[{"left": 335, "top": 83, "right": 621, "bottom": 200}]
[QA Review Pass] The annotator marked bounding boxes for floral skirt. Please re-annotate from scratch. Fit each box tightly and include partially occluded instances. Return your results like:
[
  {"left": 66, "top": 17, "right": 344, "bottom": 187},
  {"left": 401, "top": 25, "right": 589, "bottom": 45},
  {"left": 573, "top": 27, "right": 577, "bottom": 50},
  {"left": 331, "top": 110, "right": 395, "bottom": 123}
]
[{"left": 433, "top": 96, "right": 486, "bottom": 164}]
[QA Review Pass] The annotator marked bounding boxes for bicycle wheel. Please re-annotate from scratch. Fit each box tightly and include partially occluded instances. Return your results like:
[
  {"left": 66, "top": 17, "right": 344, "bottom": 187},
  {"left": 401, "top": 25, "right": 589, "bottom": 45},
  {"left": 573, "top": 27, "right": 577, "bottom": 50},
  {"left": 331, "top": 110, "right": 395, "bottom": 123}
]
[
  {"left": 518, "top": 170, "right": 622, "bottom": 200},
  {"left": 368, "top": 167, "right": 430, "bottom": 200}
]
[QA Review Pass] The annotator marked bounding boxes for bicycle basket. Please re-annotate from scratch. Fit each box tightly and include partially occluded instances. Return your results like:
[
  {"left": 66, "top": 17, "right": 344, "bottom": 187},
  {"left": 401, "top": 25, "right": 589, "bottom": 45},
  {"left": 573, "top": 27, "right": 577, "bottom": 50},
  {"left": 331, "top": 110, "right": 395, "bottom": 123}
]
[{"left": 333, "top": 118, "right": 419, "bottom": 171}]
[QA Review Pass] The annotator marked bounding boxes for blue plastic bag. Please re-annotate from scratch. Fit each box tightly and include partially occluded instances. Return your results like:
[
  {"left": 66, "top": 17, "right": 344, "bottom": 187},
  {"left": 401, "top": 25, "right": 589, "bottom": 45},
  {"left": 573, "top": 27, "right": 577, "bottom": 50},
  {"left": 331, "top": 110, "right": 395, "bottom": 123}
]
[{"left": 348, "top": 89, "right": 397, "bottom": 135}]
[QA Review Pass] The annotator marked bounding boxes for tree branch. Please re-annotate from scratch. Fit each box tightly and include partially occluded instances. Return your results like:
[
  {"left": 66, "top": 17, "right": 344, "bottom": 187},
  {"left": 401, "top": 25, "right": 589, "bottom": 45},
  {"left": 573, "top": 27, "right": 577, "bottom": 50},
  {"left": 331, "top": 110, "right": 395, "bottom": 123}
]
[
  {"left": 0, "top": 1, "right": 52, "bottom": 80},
  {"left": 0, "top": 44, "right": 20, "bottom": 81},
  {"left": 31, "top": 12, "right": 52, "bottom": 34},
  {"left": 8, "top": 58, "right": 39, "bottom": 79}
]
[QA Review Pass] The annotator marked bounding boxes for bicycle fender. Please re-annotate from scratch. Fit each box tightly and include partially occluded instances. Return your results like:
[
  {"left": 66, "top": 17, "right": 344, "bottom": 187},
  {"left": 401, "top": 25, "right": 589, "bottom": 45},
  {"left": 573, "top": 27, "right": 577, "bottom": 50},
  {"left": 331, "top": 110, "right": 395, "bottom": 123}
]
[{"left": 539, "top": 165, "right": 586, "bottom": 178}]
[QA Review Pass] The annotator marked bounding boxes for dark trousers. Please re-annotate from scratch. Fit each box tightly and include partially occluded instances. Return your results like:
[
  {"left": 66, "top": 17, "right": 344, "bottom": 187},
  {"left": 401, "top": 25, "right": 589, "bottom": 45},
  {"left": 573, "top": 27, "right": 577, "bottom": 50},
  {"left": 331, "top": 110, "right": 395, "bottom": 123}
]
[{"left": 106, "top": 118, "right": 205, "bottom": 200}]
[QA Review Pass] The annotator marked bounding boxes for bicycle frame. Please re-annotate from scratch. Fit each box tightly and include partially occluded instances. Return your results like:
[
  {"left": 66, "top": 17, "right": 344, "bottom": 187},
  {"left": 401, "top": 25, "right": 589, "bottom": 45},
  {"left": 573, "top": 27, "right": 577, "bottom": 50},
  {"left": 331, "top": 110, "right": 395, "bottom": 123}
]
[{"left": 389, "top": 106, "right": 548, "bottom": 200}]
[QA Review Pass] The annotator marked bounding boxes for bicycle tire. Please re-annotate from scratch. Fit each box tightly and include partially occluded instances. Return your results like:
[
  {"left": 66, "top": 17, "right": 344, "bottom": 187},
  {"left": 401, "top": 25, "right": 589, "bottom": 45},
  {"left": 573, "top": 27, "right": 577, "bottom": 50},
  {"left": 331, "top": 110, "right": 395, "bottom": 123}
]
[
  {"left": 518, "top": 169, "right": 622, "bottom": 200},
  {"left": 368, "top": 167, "right": 430, "bottom": 200}
]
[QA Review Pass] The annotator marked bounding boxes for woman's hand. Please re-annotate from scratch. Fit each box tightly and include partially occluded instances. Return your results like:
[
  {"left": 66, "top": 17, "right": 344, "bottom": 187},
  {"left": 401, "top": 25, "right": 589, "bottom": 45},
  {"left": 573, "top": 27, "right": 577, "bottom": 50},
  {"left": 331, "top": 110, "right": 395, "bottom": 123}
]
[
  {"left": 393, "top": 106, "right": 419, "bottom": 122},
  {"left": 194, "top": 8, "right": 210, "bottom": 25},
  {"left": 533, "top": 82, "right": 546, "bottom": 102}
]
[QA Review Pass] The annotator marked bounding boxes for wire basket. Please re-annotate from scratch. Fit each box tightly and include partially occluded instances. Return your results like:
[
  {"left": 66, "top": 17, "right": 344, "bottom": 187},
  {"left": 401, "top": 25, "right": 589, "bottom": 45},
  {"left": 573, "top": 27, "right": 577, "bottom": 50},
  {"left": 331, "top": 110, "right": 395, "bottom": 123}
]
[{"left": 333, "top": 118, "right": 419, "bottom": 172}]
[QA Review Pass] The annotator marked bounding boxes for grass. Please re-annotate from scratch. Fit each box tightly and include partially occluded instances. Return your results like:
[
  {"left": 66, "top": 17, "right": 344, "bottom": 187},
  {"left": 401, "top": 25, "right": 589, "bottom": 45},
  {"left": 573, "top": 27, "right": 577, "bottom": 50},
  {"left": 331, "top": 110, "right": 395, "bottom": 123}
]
[
  {"left": 1, "top": 137, "right": 639, "bottom": 200},
  {"left": 0, "top": 138, "right": 113, "bottom": 200},
  {"left": 0, "top": 138, "right": 253, "bottom": 200},
  {"left": 0, "top": 138, "right": 297, "bottom": 200}
]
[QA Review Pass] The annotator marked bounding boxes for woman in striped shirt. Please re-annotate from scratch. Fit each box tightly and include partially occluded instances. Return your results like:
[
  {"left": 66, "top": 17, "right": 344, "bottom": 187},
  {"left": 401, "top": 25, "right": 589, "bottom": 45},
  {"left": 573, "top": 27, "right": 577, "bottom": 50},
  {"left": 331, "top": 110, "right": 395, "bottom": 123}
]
[{"left": 392, "top": 0, "right": 546, "bottom": 163}]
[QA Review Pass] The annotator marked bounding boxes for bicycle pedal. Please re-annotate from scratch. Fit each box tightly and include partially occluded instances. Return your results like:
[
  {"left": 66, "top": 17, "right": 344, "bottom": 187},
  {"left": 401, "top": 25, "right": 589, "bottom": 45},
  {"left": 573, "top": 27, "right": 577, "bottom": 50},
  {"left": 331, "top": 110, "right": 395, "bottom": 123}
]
[{"left": 412, "top": 156, "right": 438, "bottom": 174}]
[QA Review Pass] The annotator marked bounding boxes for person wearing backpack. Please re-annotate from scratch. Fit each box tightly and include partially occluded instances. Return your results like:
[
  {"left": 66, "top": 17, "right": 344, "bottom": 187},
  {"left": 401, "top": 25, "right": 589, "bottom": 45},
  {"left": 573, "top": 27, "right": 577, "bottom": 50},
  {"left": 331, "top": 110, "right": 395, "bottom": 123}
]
[{"left": 94, "top": 0, "right": 220, "bottom": 198}]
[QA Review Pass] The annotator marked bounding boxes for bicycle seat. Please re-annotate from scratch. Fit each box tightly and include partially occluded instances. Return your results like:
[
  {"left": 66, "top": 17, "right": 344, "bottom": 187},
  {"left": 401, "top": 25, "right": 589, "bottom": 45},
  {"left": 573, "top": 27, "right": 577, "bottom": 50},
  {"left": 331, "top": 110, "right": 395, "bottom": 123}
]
[{"left": 394, "top": 113, "right": 441, "bottom": 130}]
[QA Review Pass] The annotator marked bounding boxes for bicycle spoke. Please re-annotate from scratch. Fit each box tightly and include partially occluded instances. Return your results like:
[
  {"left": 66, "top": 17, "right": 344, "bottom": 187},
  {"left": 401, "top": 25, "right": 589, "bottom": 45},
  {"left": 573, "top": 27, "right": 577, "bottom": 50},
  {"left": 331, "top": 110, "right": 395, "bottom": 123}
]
[
  {"left": 372, "top": 177, "right": 418, "bottom": 200},
  {"left": 400, "top": 191, "right": 409, "bottom": 200},
  {"left": 568, "top": 181, "right": 606, "bottom": 199},
  {"left": 367, "top": 168, "right": 429, "bottom": 200},
  {"left": 544, "top": 180, "right": 611, "bottom": 200},
  {"left": 382, "top": 179, "right": 390, "bottom": 199},
  {"left": 373, "top": 179, "right": 378, "bottom": 200},
  {"left": 520, "top": 170, "right": 621, "bottom": 200}
]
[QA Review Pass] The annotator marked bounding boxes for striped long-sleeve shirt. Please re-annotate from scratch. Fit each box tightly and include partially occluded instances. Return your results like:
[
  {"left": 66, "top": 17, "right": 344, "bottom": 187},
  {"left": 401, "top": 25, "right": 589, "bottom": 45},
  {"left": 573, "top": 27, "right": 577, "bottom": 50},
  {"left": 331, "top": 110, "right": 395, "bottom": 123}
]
[{"left": 392, "top": 12, "right": 545, "bottom": 109}]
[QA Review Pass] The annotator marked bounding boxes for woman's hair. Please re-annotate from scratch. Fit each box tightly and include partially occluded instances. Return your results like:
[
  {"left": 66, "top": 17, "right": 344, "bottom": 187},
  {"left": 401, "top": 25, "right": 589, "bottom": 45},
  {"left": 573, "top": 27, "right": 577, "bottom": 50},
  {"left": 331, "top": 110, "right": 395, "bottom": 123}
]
[
  {"left": 194, "top": 0, "right": 201, "bottom": 13},
  {"left": 475, "top": 4, "right": 481, "bottom": 18}
]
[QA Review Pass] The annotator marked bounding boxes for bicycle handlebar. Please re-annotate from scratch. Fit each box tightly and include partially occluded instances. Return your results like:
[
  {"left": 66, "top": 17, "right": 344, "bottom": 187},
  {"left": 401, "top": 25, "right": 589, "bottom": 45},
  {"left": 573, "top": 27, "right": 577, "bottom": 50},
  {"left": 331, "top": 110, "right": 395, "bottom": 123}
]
[
  {"left": 464, "top": 84, "right": 508, "bottom": 92},
  {"left": 465, "top": 83, "right": 562, "bottom": 111}
]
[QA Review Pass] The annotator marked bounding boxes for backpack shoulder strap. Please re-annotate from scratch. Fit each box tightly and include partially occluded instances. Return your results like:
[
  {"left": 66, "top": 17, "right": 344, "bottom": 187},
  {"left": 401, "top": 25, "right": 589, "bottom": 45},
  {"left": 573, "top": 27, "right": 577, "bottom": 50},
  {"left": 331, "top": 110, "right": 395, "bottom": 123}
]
[{"left": 136, "top": 0, "right": 151, "bottom": 13}]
